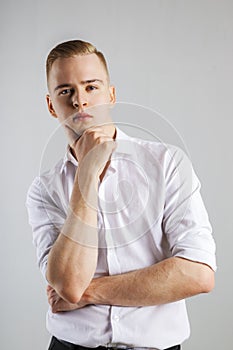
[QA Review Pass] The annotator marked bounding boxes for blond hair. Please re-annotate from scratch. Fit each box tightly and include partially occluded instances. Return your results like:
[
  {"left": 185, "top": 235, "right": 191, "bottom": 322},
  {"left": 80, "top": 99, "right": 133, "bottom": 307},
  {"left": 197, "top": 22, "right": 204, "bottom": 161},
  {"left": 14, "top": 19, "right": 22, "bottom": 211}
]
[{"left": 46, "top": 39, "right": 109, "bottom": 81}]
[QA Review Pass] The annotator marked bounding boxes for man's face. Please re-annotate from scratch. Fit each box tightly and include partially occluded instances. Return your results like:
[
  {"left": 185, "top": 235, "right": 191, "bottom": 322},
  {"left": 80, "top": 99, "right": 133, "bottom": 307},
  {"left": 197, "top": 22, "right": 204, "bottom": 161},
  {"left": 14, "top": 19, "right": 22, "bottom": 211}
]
[{"left": 46, "top": 54, "right": 116, "bottom": 143}]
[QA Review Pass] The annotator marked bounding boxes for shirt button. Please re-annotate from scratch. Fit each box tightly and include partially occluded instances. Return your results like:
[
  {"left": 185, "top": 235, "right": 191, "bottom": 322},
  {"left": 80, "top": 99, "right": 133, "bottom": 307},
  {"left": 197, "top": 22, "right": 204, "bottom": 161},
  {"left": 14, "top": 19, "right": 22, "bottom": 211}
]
[{"left": 113, "top": 315, "right": 120, "bottom": 322}]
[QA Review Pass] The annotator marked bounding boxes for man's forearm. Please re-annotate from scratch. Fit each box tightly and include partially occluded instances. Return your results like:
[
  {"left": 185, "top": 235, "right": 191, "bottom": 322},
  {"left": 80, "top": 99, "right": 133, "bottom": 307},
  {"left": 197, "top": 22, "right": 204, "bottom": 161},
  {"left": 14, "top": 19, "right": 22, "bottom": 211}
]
[
  {"left": 46, "top": 169, "right": 99, "bottom": 304},
  {"left": 46, "top": 127, "right": 116, "bottom": 304},
  {"left": 83, "top": 257, "right": 215, "bottom": 307}
]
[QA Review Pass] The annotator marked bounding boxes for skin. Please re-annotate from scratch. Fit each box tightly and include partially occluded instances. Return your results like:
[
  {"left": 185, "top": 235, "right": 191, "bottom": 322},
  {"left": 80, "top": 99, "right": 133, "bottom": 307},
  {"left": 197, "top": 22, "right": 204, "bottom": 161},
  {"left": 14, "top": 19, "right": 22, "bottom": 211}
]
[
  {"left": 45, "top": 53, "right": 215, "bottom": 311},
  {"left": 47, "top": 257, "right": 214, "bottom": 313},
  {"left": 46, "top": 54, "right": 116, "bottom": 302}
]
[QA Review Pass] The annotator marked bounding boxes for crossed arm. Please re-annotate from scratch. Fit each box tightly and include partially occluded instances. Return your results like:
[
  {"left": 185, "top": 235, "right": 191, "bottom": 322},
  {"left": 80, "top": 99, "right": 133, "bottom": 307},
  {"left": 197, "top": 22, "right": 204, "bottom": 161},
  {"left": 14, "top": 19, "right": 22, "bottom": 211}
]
[
  {"left": 47, "top": 255, "right": 214, "bottom": 313},
  {"left": 46, "top": 129, "right": 215, "bottom": 313}
]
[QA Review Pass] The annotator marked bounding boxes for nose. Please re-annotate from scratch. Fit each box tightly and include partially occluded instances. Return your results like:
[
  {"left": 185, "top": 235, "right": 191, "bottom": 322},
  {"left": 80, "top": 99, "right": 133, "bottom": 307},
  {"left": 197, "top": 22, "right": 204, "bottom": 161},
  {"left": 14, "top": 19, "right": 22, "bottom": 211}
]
[{"left": 72, "top": 93, "right": 88, "bottom": 110}]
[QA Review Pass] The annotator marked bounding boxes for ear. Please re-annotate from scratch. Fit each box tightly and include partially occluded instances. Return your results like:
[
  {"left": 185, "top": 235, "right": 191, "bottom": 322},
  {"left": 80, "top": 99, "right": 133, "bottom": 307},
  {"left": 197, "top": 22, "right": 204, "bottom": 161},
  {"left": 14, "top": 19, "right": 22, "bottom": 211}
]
[
  {"left": 46, "top": 94, "right": 58, "bottom": 118},
  {"left": 109, "top": 86, "right": 116, "bottom": 105}
]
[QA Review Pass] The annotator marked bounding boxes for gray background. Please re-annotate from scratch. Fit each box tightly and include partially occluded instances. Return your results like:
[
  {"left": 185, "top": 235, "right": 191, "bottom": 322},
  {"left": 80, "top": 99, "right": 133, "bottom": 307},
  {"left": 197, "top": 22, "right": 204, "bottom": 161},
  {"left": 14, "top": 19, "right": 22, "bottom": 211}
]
[{"left": 1, "top": 0, "right": 232, "bottom": 349}]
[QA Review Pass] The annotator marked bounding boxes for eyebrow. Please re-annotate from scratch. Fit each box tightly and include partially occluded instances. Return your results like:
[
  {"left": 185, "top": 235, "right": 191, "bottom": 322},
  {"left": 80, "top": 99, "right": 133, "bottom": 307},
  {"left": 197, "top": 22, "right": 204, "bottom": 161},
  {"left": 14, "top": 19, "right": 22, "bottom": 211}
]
[
  {"left": 54, "top": 79, "right": 104, "bottom": 92},
  {"left": 81, "top": 79, "right": 104, "bottom": 85}
]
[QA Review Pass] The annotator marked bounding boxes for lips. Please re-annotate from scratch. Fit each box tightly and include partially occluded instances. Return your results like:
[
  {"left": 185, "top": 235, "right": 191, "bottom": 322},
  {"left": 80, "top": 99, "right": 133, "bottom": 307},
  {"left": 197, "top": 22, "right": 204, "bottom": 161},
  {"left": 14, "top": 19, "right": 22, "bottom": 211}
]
[{"left": 72, "top": 112, "right": 93, "bottom": 122}]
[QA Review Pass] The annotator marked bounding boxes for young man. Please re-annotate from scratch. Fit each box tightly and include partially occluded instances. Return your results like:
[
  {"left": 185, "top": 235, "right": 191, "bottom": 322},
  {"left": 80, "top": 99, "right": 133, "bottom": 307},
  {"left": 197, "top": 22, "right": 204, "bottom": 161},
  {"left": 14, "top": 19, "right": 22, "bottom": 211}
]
[{"left": 26, "top": 40, "right": 216, "bottom": 350}]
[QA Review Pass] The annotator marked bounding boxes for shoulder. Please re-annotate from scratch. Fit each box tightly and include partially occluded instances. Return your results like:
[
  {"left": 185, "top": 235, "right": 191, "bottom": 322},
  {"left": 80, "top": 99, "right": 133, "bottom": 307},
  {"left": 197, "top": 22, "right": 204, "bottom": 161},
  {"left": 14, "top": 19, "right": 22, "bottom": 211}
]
[
  {"left": 26, "top": 157, "right": 67, "bottom": 205},
  {"left": 128, "top": 134, "right": 191, "bottom": 171}
]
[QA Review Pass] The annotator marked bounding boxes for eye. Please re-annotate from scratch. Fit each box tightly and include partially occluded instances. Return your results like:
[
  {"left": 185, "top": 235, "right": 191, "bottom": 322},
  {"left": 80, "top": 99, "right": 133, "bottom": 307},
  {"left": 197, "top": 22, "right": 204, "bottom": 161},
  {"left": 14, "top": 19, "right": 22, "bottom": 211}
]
[
  {"left": 86, "top": 85, "right": 98, "bottom": 92},
  {"left": 59, "top": 88, "right": 74, "bottom": 96}
]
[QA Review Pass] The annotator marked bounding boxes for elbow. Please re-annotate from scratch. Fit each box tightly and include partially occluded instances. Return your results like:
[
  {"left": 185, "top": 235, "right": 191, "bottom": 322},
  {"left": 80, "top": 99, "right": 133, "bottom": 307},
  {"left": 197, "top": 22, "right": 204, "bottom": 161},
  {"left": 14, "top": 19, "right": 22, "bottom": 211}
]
[
  {"left": 59, "top": 286, "right": 83, "bottom": 304},
  {"left": 57, "top": 277, "right": 90, "bottom": 303},
  {"left": 198, "top": 266, "right": 215, "bottom": 294},
  {"left": 177, "top": 258, "right": 215, "bottom": 295},
  {"left": 46, "top": 273, "right": 84, "bottom": 304},
  {"left": 202, "top": 274, "right": 215, "bottom": 294},
  {"left": 57, "top": 280, "right": 87, "bottom": 304}
]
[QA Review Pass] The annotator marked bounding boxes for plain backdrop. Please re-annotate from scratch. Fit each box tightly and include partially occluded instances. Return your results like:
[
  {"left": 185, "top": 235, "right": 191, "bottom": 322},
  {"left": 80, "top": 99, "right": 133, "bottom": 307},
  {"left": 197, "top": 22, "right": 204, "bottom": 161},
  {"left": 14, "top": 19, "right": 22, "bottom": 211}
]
[{"left": 1, "top": 0, "right": 232, "bottom": 349}]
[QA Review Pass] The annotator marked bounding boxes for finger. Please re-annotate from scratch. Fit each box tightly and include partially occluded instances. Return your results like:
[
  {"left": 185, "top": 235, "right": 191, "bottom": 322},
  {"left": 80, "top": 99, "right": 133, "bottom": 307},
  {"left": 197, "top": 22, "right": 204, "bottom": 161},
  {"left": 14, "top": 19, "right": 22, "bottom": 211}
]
[
  {"left": 50, "top": 295, "right": 59, "bottom": 307},
  {"left": 51, "top": 304, "right": 57, "bottom": 313},
  {"left": 82, "top": 126, "right": 108, "bottom": 133},
  {"left": 47, "top": 288, "right": 54, "bottom": 298},
  {"left": 86, "top": 135, "right": 116, "bottom": 147},
  {"left": 51, "top": 300, "right": 62, "bottom": 313},
  {"left": 48, "top": 296, "right": 53, "bottom": 306},
  {"left": 80, "top": 127, "right": 115, "bottom": 141},
  {"left": 72, "top": 126, "right": 104, "bottom": 144},
  {"left": 48, "top": 291, "right": 58, "bottom": 306},
  {"left": 47, "top": 285, "right": 53, "bottom": 292}
]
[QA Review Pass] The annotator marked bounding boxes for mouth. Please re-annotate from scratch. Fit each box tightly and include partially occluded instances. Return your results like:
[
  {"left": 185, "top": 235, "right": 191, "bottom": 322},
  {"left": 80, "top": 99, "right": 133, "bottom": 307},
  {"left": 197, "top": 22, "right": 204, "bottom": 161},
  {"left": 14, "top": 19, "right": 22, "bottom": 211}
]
[{"left": 72, "top": 112, "right": 93, "bottom": 122}]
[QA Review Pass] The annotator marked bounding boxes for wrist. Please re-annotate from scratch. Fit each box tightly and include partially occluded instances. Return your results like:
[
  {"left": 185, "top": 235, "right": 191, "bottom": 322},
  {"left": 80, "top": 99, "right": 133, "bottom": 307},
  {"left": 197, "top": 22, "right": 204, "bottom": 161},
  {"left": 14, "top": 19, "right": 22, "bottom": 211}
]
[
  {"left": 77, "top": 157, "right": 102, "bottom": 182},
  {"left": 70, "top": 171, "right": 99, "bottom": 213},
  {"left": 84, "top": 278, "right": 100, "bottom": 305},
  {"left": 75, "top": 166, "right": 99, "bottom": 189}
]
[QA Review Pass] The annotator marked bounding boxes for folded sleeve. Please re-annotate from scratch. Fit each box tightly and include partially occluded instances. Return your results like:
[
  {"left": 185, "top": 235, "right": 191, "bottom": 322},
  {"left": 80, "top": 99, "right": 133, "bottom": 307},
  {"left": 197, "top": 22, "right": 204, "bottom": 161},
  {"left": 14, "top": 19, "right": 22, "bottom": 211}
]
[
  {"left": 26, "top": 177, "right": 66, "bottom": 280},
  {"left": 162, "top": 146, "right": 217, "bottom": 271}
]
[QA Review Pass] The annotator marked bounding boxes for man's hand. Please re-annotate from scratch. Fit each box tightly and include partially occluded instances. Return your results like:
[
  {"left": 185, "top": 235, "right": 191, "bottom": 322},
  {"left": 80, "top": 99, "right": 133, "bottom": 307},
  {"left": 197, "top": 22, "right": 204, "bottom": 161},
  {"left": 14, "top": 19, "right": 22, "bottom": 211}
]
[
  {"left": 46, "top": 126, "right": 117, "bottom": 304},
  {"left": 47, "top": 285, "right": 89, "bottom": 313},
  {"left": 46, "top": 126, "right": 116, "bottom": 304},
  {"left": 72, "top": 126, "right": 116, "bottom": 179}
]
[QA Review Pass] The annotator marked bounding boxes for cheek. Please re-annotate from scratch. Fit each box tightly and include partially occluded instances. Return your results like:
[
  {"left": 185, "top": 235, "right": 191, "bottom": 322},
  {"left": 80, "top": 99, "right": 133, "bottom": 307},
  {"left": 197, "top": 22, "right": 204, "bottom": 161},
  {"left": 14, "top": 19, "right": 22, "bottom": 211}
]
[
  {"left": 90, "top": 103, "right": 112, "bottom": 121},
  {"left": 91, "top": 90, "right": 111, "bottom": 104},
  {"left": 54, "top": 100, "right": 73, "bottom": 117}
]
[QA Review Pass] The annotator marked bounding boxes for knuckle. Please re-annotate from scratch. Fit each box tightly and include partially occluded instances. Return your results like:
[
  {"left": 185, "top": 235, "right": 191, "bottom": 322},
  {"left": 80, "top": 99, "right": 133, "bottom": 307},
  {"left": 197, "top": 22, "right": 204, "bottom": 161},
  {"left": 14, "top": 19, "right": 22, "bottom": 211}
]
[{"left": 94, "top": 135, "right": 100, "bottom": 142}]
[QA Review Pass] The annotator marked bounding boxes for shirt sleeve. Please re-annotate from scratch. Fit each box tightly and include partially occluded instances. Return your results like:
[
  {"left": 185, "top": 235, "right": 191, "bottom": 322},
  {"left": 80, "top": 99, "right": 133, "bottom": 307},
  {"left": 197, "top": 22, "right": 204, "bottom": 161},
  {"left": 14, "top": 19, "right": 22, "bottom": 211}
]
[
  {"left": 25, "top": 176, "right": 66, "bottom": 281},
  {"left": 162, "top": 146, "right": 217, "bottom": 271}
]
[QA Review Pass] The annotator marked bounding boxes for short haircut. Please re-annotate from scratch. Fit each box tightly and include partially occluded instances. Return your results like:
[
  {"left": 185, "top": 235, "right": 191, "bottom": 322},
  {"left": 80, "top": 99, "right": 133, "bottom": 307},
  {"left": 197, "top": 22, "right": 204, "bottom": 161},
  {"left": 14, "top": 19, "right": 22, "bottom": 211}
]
[{"left": 46, "top": 39, "right": 109, "bottom": 82}]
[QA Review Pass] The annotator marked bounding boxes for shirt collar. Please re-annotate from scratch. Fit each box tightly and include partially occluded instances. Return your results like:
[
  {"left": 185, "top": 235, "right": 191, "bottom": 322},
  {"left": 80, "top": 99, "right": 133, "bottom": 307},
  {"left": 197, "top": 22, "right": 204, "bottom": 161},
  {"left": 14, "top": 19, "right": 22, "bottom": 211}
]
[
  {"left": 60, "top": 127, "right": 133, "bottom": 174},
  {"left": 60, "top": 145, "right": 78, "bottom": 173},
  {"left": 113, "top": 127, "right": 135, "bottom": 156}
]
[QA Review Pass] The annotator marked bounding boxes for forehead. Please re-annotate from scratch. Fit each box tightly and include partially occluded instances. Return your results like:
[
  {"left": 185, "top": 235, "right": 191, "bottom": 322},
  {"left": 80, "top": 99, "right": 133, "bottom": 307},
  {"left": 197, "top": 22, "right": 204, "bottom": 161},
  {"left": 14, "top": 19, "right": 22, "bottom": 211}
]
[{"left": 48, "top": 54, "right": 108, "bottom": 85}]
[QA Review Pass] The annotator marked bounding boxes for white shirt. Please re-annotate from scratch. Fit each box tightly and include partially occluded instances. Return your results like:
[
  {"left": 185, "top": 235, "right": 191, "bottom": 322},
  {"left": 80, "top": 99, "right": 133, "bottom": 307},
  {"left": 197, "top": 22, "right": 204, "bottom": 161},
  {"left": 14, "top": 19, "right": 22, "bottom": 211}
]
[{"left": 26, "top": 128, "right": 216, "bottom": 350}]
